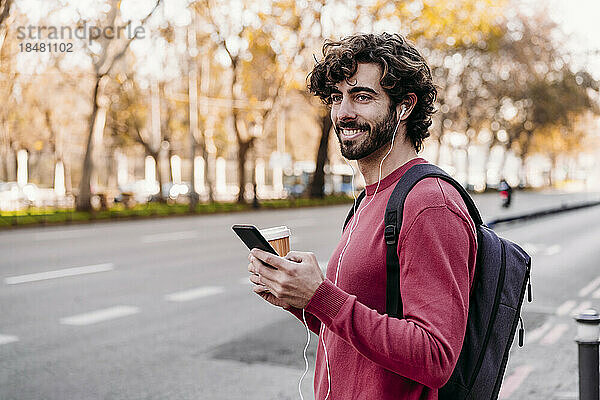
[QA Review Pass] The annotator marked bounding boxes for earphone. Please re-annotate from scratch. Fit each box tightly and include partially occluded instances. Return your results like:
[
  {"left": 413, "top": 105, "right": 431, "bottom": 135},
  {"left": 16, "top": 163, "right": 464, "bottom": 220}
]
[{"left": 298, "top": 104, "right": 407, "bottom": 400}]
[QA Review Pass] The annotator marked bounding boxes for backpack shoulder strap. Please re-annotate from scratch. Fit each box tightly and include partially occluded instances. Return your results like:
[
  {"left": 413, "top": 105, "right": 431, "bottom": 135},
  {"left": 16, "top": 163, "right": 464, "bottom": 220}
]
[
  {"left": 384, "top": 163, "right": 483, "bottom": 318},
  {"left": 342, "top": 190, "right": 366, "bottom": 232}
]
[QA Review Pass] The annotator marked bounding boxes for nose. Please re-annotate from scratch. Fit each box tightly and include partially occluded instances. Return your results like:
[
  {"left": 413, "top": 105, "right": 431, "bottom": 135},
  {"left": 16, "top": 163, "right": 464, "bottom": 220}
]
[{"left": 335, "top": 97, "right": 356, "bottom": 122}]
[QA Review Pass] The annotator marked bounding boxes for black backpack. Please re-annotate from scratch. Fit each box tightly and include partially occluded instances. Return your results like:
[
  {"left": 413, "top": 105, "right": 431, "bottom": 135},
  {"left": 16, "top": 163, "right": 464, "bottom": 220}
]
[{"left": 343, "top": 163, "right": 532, "bottom": 399}]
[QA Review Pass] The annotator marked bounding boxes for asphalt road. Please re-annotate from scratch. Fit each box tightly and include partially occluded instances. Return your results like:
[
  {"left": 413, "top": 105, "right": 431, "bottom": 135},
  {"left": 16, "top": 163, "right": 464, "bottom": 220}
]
[{"left": 1, "top": 191, "right": 600, "bottom": 399}]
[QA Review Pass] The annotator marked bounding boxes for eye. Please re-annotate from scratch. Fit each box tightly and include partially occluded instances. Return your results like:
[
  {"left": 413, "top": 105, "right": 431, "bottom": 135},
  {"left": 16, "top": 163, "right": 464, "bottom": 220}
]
[
  {"left": 355, "top": 94, "right": 371, "bottom": 102},
  {"left": 330, "top": 93, "right": 342, "bottom": 104}
]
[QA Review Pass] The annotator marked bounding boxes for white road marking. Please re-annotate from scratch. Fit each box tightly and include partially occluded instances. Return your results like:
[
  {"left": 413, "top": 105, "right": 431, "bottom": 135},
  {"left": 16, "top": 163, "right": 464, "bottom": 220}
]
[
  {"left": 4, "top": 263, "right": 114, "bottom": 285},
  {"left": 0, "top": 334, "right": 19, "bottom": 345},
  {"left": 544, "top": 245, "right": 561, "bottom": 256},
  {"left": 33, "top": 229, "right": 93, "bottom": 241},
  {"left": 60, "top": 306, "right": 139, "bottom": 326},
  {"left": 526, "top": 321, "right": 553, "bottom": 344},
  {"left": 141, "top": 230, "right": 198, "bottom": 244},
  {"left": 540, "top": 324, "right": 569, "bottom": 345},
  {"left": 498, "top": 365, "right": 534, "bottom": 399},
  {"left": 521, "top": 243, "right": 539, "bottom": 255},
  {"left": 573, "top": 301, "right": 593, "bottom": 315},
  {"left": 523, "top": 304, "right": 557, "bottom": 315},
  {"left": 553, "top": 392, "right": 578, "bottom": 399},
  {"left": 164, "top": 286, "right": 224, "bottom": 302},
  {"left": 556, "top": 300, "right": 577, "bottom": 316},
  {"left": 579, "top": 277, "right": 600, "bottom": 297}
]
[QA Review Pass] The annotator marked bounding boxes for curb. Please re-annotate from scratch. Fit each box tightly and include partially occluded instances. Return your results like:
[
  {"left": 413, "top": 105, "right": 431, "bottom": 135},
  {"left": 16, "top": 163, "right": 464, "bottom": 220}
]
[{"left": 486, "top": 200, "right": 600, "bottom": 228}]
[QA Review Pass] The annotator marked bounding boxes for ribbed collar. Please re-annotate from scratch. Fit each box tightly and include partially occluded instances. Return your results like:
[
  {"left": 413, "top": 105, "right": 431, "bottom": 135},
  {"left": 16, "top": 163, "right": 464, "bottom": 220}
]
[{"left": 364, "top": 157, "right": 427, "bottom": 196}]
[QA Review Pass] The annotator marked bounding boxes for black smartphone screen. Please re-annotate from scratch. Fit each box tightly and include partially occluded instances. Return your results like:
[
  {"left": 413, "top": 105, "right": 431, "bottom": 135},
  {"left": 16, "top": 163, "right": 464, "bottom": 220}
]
[{"left": 232, "top": 224, "right": 278, "bottom": 256}]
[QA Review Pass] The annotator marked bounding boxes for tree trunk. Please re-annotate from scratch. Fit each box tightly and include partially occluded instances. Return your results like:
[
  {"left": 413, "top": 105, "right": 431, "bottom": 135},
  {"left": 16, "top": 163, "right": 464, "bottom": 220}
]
[
  {"left": 0, "top": 0, "right": 14, "bottom": 27},
  {"left": 519, "top": 131, "right": 532, "bottom": 187},
  {"left": 237, "top": 139, "right": 252, "bottom": 203},
  {"left": 28, "top": 149, "right": 39, "bottom": 184},
  {"left": 153, "top": 151, "right": 166, "bottom": 202},
  {"left": 76, "top": 77, "right": 102, "bottom": 211},
  {"left": 203, "top": 147, "right": 214, "bottom": 202},
  {"left": 107, "top": 151, "right": 118, "bottom": 191},
  {"left": 499, "top": 145, "right": 509, "bottom": 180},
  {"left": 251, "top": 148, "right": 259, "bottom": 209},
  {"left": 309, "top": 112, "right": 332, "bottom": 198},
  {"left": 189, "top": 144, "right": 199, "bottom": 210},
  {"left": 548, "top": 153, "right": 557, "bottom": 187},
  {"left": 0, "top": 147, "right": 7, "bottom": 181},
  {"left": 432, "top": 124, "right": 445, "bottom": 165}
]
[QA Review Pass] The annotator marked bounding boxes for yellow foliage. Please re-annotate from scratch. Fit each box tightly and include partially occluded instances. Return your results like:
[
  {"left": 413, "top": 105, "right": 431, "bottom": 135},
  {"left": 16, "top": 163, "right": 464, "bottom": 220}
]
[{"left": 404, "top": 0, "right": 507, "bottom": 48}]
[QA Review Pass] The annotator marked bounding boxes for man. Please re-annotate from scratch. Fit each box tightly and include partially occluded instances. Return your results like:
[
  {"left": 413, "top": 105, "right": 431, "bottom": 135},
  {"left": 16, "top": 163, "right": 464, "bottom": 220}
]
[{"left": 248, "top": 33, "right": 477, "bottom": 399}]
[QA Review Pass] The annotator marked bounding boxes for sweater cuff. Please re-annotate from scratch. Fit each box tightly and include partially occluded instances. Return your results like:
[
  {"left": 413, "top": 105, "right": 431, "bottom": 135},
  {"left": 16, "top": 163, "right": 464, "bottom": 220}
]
[{"left": 305, "top": 279, "right": 350, "bottom": 326}]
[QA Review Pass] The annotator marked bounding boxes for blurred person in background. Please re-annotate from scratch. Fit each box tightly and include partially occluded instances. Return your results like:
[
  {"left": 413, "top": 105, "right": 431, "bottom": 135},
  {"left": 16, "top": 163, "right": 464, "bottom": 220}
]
[{"left": 499, "top": 178, "right": 513, "bottom": 208}]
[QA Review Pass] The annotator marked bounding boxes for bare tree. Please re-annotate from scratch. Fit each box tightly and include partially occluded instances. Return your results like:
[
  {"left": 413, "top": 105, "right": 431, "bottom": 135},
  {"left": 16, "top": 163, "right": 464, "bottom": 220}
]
[
  {"left": 202, "top": 0, "right": 303, "bottom": 203},
  {"left": 76, "top": 0, "right": 161, "bottom": 211}
]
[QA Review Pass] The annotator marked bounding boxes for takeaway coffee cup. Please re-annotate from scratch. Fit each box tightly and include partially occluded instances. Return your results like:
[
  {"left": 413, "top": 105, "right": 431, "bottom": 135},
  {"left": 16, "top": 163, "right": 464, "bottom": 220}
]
[{"left": 260, "top": 226, "right": 290, "bottom": 256}]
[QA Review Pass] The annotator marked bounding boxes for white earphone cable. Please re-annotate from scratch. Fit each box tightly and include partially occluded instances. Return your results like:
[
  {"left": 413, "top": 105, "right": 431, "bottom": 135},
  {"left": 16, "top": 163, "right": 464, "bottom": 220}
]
[{"left": 298, "top": 309, "right": 311, "bottom": 400}]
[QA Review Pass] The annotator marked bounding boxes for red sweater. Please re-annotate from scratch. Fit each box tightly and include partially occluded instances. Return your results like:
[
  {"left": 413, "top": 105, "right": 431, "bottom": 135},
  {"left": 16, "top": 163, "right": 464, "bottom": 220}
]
[{"left": 289, "top": 158, "right": 477, "bottom": 399}]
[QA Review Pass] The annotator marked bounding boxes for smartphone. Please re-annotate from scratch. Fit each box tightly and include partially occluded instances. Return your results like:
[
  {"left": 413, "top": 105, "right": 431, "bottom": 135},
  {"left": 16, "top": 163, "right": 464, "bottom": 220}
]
[
  {"left": 233, "top": 225, "right": 276, "bottom": 290},
  {"left": 232, "top": 224, "right": 278, "bottom": 256}
]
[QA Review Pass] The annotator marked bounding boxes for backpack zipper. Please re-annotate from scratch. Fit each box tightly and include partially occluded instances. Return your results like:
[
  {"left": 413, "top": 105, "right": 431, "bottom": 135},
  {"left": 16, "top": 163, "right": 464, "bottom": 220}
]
[{"left": 518, "top": 316, "right": 524, "bottom": 347}]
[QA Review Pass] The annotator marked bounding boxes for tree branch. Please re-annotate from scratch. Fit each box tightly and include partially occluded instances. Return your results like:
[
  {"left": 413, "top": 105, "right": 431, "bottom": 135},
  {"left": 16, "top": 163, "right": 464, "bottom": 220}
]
[
  {"left": 0, "top": 0, "right": 13, "bottom": 27},
  {"left": 100, "top": 0, "right": 162, "bottom": 76},
  {"left": 133, "top": 125, "right": 154, "bottom": 156}
]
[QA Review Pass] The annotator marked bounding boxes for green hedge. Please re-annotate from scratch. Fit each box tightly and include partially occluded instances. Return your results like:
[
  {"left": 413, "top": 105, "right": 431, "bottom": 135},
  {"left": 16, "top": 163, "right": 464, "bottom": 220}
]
[{"left": 0, "top": 195, "right": 355, "bottom": 229}]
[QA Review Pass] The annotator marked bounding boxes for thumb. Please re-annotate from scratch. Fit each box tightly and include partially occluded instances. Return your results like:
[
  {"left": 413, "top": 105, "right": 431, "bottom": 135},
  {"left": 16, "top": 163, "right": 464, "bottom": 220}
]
[{"left": 284, "top": 250, "right": 305, "bottom": 263}]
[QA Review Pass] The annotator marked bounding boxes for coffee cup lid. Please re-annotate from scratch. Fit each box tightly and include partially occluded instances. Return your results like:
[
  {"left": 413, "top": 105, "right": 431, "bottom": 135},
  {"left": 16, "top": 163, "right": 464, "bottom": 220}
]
[{"left": 260, "top": 226, "right": 290, "bottom": 241}]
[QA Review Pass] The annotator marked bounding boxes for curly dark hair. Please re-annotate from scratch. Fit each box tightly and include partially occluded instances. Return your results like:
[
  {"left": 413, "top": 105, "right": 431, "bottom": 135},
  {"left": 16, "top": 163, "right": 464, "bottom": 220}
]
[{"left": 307, "top": 33, "right": 437, "bottom": 152}]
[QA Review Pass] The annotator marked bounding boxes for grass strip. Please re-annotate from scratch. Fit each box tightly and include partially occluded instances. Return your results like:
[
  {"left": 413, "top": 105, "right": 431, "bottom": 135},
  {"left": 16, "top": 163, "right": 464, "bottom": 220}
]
[{"left": 0, "top": 195, "right": 355, "bottom": 229}]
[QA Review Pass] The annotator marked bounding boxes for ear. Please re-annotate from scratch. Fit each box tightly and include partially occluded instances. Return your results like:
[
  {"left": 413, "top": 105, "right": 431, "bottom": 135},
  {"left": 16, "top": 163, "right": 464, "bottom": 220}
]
[{"left": 395, "top": 93, "right": 418, "bottom": 120}]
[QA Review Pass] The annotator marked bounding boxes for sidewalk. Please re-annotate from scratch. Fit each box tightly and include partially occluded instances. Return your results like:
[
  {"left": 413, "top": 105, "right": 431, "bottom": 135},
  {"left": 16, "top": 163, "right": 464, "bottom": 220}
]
[{"left": 471, "top": 190, "right": 600, "bottom": 224}]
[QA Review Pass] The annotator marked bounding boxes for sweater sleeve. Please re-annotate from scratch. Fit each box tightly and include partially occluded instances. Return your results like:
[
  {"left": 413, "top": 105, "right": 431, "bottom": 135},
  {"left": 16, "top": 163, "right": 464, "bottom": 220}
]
[
  {"left": 286, "top": 307, "right": 321, "bottom": 335},
  {"left": 305, "top": 205, "right": 474, "bottom": 388},
  {"left": 285, "top": 306, "right": 321, "bottom": 335}
]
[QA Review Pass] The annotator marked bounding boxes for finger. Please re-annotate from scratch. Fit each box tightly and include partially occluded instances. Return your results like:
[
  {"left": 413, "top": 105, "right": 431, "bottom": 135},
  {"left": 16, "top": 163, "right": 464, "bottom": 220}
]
[
  {"left": 249, "top": 273, "right": 261, "bottom": 285},
  {"left": 253, "top": 284, "right": 269, "bottom": 294},
  {"left": 251, "top": 248, "right": 289, "bottom": 271},
  {"left": 252, "top": 272, "right": 280, "bottom": 295},
  {"left": 249, "top": 254, "right": 276, "bottom": 273},
  {"left": 250, "top": 256, "right": 282, "bottom": 281},
  {"left": 285, "top": 251, "right": 306, "bottom": 263}
]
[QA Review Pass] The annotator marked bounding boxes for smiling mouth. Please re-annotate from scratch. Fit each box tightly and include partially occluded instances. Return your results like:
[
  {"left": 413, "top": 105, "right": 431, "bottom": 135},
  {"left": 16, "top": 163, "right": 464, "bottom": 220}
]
[{"left": 340, "top": 128, "right": 368, "bottom": 140}]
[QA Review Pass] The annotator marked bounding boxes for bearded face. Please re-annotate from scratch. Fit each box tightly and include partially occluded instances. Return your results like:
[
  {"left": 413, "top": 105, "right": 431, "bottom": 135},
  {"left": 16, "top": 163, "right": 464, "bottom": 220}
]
[
  {"left": 334, "top": 103, "right": 398, "bottom": 160},
  {"left": 329, "top": 63, "right": 403, "bottom": 161}
]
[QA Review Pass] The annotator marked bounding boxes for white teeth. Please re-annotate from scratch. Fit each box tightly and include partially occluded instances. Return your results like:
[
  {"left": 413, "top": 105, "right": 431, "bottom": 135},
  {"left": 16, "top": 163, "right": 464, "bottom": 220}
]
[{"left": 341, "top": 129, "right": 366, "bottom": 136}]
